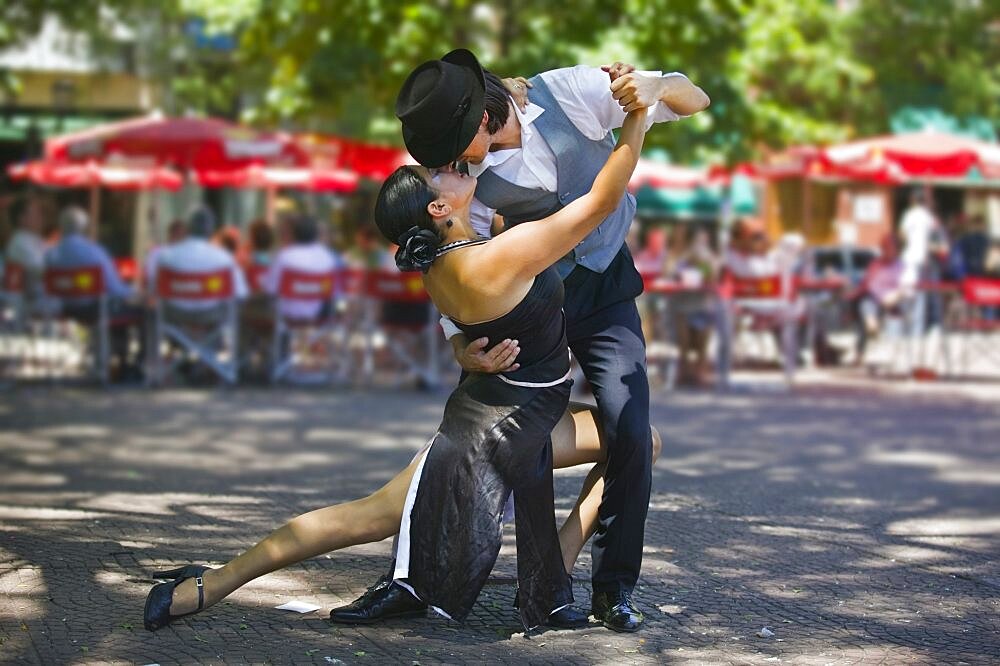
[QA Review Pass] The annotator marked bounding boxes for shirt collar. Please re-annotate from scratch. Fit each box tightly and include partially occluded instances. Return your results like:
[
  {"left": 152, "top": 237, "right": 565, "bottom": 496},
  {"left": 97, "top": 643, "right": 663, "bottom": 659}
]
[{"left": 468, "top": 101, "right": 545, "bottom": 176}]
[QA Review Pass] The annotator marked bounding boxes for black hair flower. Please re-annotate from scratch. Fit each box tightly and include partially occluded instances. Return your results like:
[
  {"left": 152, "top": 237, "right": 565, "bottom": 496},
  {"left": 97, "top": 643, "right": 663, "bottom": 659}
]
[{"left": 394, "top": 226, "right": 440, "bottom": 273}]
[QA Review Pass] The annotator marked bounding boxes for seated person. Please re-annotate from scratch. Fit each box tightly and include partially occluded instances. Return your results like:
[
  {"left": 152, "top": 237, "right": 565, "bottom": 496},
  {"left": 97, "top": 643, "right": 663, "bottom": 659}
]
[
  {"left": 245, "top": 219, "right": 274, "bottom": 269},
  {"left": 152, "top": 206, "right": 248, "bottom": 322},
  {"left": 4, "top": 195, "right": 56, "bottom": 315},
  {"left": 44, "top": 206, "right": 144, "bottom": 378},
  {"left": 722, "top": 220, "right": 804, "bottom": 369},
  {"left": 847, "top": 234, "right": 904, "bottom": 363},
  {"left": 954, "top": 214, "right": 990, "bottom": 278},
  {"left": 264, "top": 214, "right": 339, "bottom": 321},
  {"left": 662, "top": 226, "right": 717, "bottom": 385},
  {"left": 144, "top": 219, "right": 186, "bottom": 295}
]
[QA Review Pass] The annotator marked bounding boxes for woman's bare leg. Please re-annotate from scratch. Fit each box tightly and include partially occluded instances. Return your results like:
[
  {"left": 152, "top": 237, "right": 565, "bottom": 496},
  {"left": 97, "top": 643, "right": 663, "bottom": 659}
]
[
  {"left": 552, "top": 403, "right": 662, "bottom": 574},
  {"left": 168, "top": 455, "right": 422, "bottom": 615},
  {"left": 169, "top": 405, "right": 662, "bottom": 614}
]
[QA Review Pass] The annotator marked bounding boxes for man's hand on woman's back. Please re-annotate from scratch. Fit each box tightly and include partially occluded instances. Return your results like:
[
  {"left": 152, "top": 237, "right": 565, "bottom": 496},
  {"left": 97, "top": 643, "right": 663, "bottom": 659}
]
[{"left": 452, "top": 334, "right": 521, "bottom": 373}]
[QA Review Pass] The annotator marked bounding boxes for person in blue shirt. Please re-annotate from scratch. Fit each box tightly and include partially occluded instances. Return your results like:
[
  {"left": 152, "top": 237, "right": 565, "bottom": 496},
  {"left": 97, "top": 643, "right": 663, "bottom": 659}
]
[
  {"left": 46, "top": 206, "right": 133, "bottom": 302},
  {"left": 45, "top": 206, "right": 143, "bottom": 381}
]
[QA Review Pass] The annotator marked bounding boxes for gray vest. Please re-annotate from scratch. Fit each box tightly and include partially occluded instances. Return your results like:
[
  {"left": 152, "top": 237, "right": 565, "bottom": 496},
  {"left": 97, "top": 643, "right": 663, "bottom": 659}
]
[{"left": 474, "top": 76, "right": 637, "bottom": 278}]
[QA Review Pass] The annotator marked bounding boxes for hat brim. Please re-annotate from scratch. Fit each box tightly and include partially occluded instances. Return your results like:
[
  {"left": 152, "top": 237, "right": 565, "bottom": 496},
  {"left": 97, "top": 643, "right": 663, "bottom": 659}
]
[{"left": 402, "top": 49, "right": 486, "bottom": 168}]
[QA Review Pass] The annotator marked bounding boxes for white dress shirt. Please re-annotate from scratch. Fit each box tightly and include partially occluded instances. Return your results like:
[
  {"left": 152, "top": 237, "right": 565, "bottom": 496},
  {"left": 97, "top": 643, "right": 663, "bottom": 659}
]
[
  {"left": 467, "top": 66, "right": 686, "bottom": 232},
  {"left": 442, "top": 67, "right": 688, "bottom": 337},
  {"left": 154, "top": 237, "right": 248, "bottom": 310},
  {"left": 265, "top": 242, "right": 340, "bottom": 320}
]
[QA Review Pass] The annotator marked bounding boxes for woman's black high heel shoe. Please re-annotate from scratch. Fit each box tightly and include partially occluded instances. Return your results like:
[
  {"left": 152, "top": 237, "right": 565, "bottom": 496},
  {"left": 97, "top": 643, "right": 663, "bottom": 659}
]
[
  {"left": 152, "top": 564, "right": 210, "bottom": 581},
  {"left": 143, "top": 565, "right": 211, "bottom": 631}
]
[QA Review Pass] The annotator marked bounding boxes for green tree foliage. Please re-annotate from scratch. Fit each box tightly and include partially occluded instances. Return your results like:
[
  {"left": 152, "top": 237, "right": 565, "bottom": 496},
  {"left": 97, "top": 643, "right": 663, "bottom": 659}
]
[
  {"left": 6, "top": 1, "right": 999, "bottom": 162},
  {"left": 845, "top": 0, "right": 1000, "bottom": 136}
]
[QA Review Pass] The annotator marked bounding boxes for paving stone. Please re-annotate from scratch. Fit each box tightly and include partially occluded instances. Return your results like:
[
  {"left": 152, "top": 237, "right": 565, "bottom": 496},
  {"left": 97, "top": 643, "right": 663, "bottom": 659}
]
[{"left": 0, "top": 381, "right": 998, "bottom": 664}]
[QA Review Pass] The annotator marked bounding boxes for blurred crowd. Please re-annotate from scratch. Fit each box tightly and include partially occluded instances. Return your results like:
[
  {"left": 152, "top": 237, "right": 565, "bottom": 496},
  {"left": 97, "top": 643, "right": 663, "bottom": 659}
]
[
  {"left": 0, "top": 195, "right": 388, "bottom": 383},
  {"left": 630, "top": 189, "right": 1000, "bottom": 386},
  {"left": 3, "top": 188, "right": 999, "bottom": 386}
]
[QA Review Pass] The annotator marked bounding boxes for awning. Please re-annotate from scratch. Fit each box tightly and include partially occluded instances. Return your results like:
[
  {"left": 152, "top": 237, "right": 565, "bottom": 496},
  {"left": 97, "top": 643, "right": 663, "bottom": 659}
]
[{"left": 635, "top": 184, "right": 721, "bottom": 219}]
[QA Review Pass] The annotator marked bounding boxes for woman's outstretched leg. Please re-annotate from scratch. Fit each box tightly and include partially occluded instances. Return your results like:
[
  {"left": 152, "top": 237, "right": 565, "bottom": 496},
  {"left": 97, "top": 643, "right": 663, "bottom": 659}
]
[
  {"left": 552, "top": 403, "right": 662, "bottom": 575},
  {"left": 167, "top": 455, "right": 422, "bottom": 616}
]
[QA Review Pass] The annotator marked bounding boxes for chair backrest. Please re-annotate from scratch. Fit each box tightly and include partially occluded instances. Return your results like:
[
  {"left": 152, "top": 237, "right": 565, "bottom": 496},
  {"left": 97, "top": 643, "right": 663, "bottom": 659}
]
[
  {"left": 366, "top": 269, "right": 430, "bottom": 304},
  {"left": 961, "top": 277, "right": 1000, "bottom": 307},
  {"left": 338, "top": 267, "right": 367, "bottom": 297},
  {"left": 722, "top": 272, "right": 791, "bottom": 302},
  {"left": 44, "top": 265, "right": 105, "bottom": 298},
  {"left": 1, "top": 262, "right": 25, "bottom": 293},
  {"left": 246, "top": 265, "right": 270, "bottom": 294},
  {"left": 156, "top": 267, "right": 234, "bottom": 300},
  {"left": 277, "top": 269, "right": 336, "bottom": 301}
]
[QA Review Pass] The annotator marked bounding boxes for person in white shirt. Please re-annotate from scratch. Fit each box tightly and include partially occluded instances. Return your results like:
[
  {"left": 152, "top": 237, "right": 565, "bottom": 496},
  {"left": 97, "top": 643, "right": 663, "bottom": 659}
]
[
  {"left": 153, "top": 206, "right": 248, "bottom": 316},
  {"left": 899, "top": 190, "right": 936, "bottom": 289},
  {"left": 898, "top": 189, "right": 937, "bottom": 337},
  {"left": 265, "top": 214, "right": 339, "bottom": 321},
  {"left": 4, "top": 196, "right": 49, "bottom": 309}
]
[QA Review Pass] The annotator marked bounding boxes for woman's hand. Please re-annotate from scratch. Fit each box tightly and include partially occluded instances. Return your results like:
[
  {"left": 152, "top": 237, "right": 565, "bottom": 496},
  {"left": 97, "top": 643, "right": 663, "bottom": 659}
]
[{"left": 501, "top": 77, "right": 533, "bottom": 112}]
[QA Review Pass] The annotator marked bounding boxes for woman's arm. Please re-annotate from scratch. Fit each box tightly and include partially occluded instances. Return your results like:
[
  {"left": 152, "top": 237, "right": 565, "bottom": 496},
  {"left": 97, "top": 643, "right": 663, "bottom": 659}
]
[{"left": 479, "top": 107, "right": 648, "bottom": 281}]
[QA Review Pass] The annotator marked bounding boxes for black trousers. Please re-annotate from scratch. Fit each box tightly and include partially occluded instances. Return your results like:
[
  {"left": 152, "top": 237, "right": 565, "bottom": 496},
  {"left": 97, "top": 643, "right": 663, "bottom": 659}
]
[{"left": 563, "top": 246, "right": 651, "bottom": 595}]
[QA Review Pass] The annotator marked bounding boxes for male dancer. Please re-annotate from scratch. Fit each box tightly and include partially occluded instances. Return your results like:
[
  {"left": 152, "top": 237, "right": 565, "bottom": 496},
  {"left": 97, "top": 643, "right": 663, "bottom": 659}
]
[{"left": 332, "top": 50, "right": 708, "bottom": 632}]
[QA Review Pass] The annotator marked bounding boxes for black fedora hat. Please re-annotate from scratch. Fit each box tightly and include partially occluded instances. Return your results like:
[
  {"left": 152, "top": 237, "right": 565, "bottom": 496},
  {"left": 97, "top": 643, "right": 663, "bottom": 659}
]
[{"left": 396, "top": 49, "right": 485, "bottom": 168}]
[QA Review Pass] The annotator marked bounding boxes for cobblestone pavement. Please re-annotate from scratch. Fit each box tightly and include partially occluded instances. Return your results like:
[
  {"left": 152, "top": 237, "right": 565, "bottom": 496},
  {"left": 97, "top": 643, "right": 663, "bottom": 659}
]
[{"left": 1, "top": 375, "right": 999, "bottom": 665}]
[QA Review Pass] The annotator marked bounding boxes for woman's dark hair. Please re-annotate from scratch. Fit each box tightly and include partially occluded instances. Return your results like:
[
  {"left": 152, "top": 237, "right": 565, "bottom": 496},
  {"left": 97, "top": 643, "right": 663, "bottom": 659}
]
[
  {"left": 248, "top": 218, "right": 274, "bottom": 251},
  {"left": 374, "top": 166, "right": 445, "bottom": 273},
  {"left": 482, "top": 70, "right": 512, "bottom": 135}
]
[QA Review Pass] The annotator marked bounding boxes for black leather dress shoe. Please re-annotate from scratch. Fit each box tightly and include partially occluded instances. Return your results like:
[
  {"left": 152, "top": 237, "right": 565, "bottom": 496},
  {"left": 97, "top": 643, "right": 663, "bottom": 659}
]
[
  {"left": 546, "top": 605, "right": 589, "bottom": 629},
  {"left": 591, "top": 590, "right": 644, "bottom": 633},
  {"left": 329, "top": 576, "right": 427, "bottom": 624}
]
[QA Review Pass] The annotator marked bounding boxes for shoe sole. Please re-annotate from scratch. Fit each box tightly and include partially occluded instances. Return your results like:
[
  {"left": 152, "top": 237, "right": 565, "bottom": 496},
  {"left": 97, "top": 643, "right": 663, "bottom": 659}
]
[
  {"left": 546, "top": 620, "right": 590, "bottom": 630},
  {"left": 328, "top": 609, "right": 426, "bottom": 625},
  {"left": 600, "top": 618, "right": 642, "bottom": 633}
]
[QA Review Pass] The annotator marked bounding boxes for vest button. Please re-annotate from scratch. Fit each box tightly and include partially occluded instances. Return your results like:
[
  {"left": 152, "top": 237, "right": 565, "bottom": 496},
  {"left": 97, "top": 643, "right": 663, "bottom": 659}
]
[{"left": 562, "top": 192, "right": 571, "bottom": 198}]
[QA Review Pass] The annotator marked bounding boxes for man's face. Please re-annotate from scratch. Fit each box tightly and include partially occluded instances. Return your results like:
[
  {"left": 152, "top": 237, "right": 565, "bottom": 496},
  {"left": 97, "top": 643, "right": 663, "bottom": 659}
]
[{"left": 455, "top": 127, "right": 493, "bottom": 165}]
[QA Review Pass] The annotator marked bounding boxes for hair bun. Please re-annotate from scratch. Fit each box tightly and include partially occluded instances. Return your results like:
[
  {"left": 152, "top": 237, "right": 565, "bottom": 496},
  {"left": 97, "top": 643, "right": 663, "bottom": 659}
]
[{"left": 394, "top": 226, "right": 440, "bottom": 273}]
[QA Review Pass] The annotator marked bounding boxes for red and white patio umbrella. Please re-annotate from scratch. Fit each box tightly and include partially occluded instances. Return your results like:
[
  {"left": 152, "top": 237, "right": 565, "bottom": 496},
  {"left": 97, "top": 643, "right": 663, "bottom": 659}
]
[
  {"left": 8, "top": 159, "right": 183, "bottom": 191},
  {"left": 194, "top": 164, "right": 359, "bottom": 193},
  {"left": 45, "top": 114, "right": 308, "bottom": 171}
]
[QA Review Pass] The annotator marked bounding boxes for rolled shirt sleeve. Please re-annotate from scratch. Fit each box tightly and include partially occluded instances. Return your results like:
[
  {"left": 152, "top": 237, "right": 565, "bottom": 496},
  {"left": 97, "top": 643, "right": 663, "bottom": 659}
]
[{"left": 538, "top": 65, "right": 684, "bottom": 140}]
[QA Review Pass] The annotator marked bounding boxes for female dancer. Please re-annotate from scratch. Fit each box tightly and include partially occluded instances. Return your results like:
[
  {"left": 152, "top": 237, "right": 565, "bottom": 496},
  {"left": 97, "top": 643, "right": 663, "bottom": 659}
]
[{"left": 144, "top": 102, "right": 650, "bottom": 631}]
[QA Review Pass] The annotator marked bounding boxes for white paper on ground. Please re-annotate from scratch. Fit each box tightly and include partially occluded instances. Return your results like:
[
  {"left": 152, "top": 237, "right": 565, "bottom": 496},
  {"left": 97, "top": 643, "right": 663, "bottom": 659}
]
[{"left": 274, "top": 600, "right": 322, "bottom": 613}]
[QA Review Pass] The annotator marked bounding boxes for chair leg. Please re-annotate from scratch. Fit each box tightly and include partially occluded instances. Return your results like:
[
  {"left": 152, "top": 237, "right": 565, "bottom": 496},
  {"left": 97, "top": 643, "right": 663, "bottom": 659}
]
[{"left": 780, "top": 319, "right": 796, "bottom": 385}]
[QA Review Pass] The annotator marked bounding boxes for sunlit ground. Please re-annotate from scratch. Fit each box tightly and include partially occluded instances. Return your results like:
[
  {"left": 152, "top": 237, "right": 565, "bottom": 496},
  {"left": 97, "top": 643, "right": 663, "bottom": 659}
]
[{"left": 0, "top": 372, "right": 998, "bottom": 664}]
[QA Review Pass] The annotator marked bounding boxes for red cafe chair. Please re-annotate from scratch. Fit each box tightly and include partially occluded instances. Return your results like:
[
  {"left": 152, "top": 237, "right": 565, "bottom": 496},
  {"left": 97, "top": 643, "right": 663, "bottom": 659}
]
[
  {"left": 270, "top": 268, "right": 345, "bottom": 384},
  {"left": 43, "top": 265, "right": 115, "bottom": 383},
  {"left": 152, "top": 267, "right": 238, "bottom": 385},
  {"left": 361, "top": 268, "right": 443, "bottom": 389},
  {"left": 718, "top": 271, "right": 800, "bottom": 385},
  {"left": 946, "top": 276, "right": 1000, "bottom": 376}
]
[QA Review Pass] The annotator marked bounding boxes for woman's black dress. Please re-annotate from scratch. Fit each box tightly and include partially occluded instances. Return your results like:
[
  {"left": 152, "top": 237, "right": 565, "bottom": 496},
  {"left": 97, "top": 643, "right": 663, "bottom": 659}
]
[{"left": 393, "top": 265, "right": 573, "bottom": 629}]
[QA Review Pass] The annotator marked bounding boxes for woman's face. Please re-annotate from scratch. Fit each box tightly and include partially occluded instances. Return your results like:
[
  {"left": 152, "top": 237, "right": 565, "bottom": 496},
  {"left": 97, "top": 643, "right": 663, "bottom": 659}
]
[{"left": 418, "top": 165, "right": 477, "bottom": 210}]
